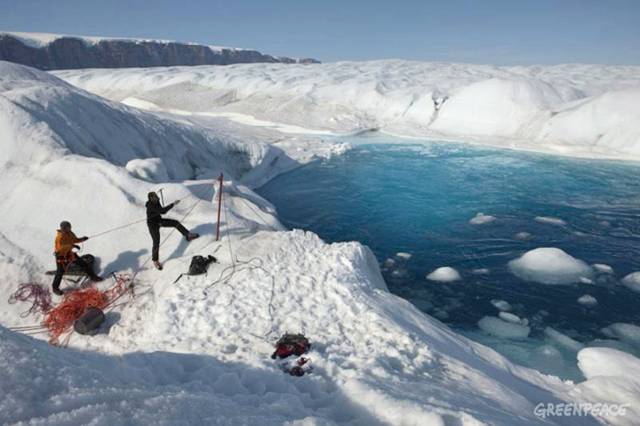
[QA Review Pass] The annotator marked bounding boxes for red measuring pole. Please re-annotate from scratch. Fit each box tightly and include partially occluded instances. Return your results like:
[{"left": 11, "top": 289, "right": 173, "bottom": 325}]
[{"left": 215, "top": 173, "right": 223, "bottom": 241}]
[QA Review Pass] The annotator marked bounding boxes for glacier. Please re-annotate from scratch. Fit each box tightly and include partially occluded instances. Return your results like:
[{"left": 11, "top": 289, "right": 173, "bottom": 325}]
[{"left": 0, "top": 59, "right": 639, "bottom": 425}]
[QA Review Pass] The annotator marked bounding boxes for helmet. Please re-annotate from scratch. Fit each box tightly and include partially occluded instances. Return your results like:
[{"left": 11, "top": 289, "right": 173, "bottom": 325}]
[
  {"left": 148, "top": 191, "right": 158, "bottom": 201},
  {"left": 59, "top": 220, "right": 71, "bottom": 230}
]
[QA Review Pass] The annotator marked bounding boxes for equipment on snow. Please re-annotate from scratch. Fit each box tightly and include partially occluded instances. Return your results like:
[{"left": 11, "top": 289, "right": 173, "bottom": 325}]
[
  {"left": 271, "top": 333, "right": 311, "bottom": 359},
  {"left": 186, "top": 232, "right": 200, "bottom": 241},
  {"left": 188, "top": 255, "right": 217, "bottom": 275},
  {"left": 153, "top": 260, "right": 163, "bottom": 270},
  {"left": 73, "top": 307, "right": 105, "bottom": 335}
]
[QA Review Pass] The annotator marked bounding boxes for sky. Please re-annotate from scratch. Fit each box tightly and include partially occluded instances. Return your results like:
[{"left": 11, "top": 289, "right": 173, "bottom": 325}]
[{"left": 1, "top": 0, "right": 639, "bottom": 65}]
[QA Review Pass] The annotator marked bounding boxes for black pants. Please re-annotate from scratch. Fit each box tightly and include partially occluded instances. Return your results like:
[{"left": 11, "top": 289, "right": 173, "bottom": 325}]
[
  {"left": 51, "top": 257, "right": 97, "bottom": 292},
  {"left": 148, "top": 219, "right": 189, "bottom": 261}
]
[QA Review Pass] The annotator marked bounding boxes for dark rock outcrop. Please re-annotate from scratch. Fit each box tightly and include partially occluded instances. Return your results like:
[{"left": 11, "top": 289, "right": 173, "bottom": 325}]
[{"left": 0, "top": 33, "right": 319, "bottom": 69}]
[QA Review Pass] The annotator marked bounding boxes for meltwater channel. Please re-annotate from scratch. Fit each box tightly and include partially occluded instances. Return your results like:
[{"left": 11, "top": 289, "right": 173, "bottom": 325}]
[{"left": 256, "top": 136, "right": 640, "bottom": 380}]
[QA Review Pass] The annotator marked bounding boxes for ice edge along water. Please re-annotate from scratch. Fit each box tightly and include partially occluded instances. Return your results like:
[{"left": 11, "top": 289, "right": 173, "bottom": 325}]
[{"left": 0, "top": 60, "right": 639, "bottom": 425}]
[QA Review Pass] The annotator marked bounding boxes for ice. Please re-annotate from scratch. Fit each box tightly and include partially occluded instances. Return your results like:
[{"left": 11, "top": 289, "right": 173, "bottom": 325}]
[
  {"left": 508, "top": 247, "right": 594, "bottom": 285},
  {"left": 54, "top": 61, "right": 640, "bottom": 160},
  {"left": 577, "top": 294, "right": 598, "bottom": 307},
  {"left": 478, "top": 316, "right": 530, "bottom": 339},
  {"left": 514, "top": 232, "right": 532, "bottom": 240},
  {"left": 491, "top": 299, "right": 512, "bottom": 312},
  {"left": 395, "top": 252, "right": 412, "bottom": 260},
  {"left": 125, "top": 158, "right": 170, "bottom": 182},
  {"left": 593, "top": 263, "right": 614, "bottom": 274},
  {"left": 621, "top": 272, "right": 640, "bottom": 293},
  {"left": 498, "top": 312, "right": 524, "bottom": 325},
  {"left": 426, "top": 266, "right": 461, "bottom": 282},
  {"left": 601, "top": 323, "right": 640, "bottom": 349},
  {"left": 544, "top": 327, "right": 585, "bottom": 352},
  {"left": 472, "top": 268, "right": 490, "bottom": 275},
  {"left": 383, "top": 258, "right": 396, "bottom": 268},
  {"left": 534, "top": 216, "right": 567, "bottom": 226},
  {"left": 469, "top": 213, "right": 496, "bottom": 225}
]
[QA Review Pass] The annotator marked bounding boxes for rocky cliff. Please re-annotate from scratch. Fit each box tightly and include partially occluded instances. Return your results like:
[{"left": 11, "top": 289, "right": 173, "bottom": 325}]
[{"left": 0, "top": 32, "right": 319, "bottom": 69}]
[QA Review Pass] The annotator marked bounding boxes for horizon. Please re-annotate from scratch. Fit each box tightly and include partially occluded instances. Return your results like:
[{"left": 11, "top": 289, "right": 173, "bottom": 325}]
[{"left": 0, "top": 0, "right": 639, "bottom": 66}]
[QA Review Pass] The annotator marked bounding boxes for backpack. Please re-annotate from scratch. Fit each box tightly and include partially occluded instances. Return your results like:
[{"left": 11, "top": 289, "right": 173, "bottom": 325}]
[
  {"left": 188, "top": 255, "right": 217, "bottom": 275},
  {"left": 271, "top": 333, "right": 311, "bottom": 359}
]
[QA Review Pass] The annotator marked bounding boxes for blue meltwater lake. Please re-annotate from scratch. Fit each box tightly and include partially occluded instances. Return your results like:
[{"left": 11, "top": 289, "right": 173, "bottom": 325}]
[{"left": 257, "top": 136, "right": 640, "bottom": 380}]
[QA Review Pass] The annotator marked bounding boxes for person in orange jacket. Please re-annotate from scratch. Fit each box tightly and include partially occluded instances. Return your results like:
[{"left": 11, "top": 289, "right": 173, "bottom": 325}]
[{"left": 51, "top": 221, "right": 102, "bottom": 295}]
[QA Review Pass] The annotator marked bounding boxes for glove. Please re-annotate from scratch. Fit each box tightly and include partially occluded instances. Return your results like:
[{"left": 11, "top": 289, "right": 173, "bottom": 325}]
[
  {"left": 173, "top": 199, "right": 181, "bottom": 206},
  {"left": 80, "top": 236, "right": 89, "bottom": 242}
]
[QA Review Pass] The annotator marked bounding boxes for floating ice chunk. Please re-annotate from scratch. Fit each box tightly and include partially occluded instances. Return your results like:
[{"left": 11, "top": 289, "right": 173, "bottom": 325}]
[
  {"left": 478, "top": 316, "right": 530, "bottom": 339},
  {"left": 125, "top": 157, "right": 169, "bottom": 182},
  {"left": 508, "top": 247, "right": 593, "bottom": 285},
  {"left": 491, "top": 299, "right": 512, "bottom": 312},
  {"left": 383, "top": 258, "right": 396, "bottom": 268},
  {"left": 426, "top": 267, "right": 461, "bottom": 282},
  {"left": 621, "top": 272, "right": 640, "bottom": 293},
  {"left": 577, "top": 294, "right": 598, "bottom": 307},
  {"left": 579, "top": 277, "right": 594, "bottom": 284},
  {"left": 514, "top": 232, "right": 531, "bottom": 240},
  {"left": 529, "top": 345, "right": 565, "bottom": 376},
  {"left": 534, "top": 216, "right": 566, "bottom": 226},
  {"left": 395, "top": 252, "right": 412, "bottom": 260},
  {"left": 601, "top": 323, "right": 640, "bottom": 348},
  {"left": 472, "top": 268, "right": 490, "bottom": 275},
  {"left": 593, "top": 263, "right": 613, "bottom": 274},
  {"left": 498, "top": 312, "right": 526, "bottom": 325},
  {"left": 544, "top": 327, "right": 584, "bottom": 352},
  {"left": 469, "top": 213, "right": 496, "bottom": 225}
]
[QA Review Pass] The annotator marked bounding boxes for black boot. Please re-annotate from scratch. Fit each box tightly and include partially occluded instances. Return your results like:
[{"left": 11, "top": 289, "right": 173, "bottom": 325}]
[{"left": 52, "top": 287, "right": 63, "bottom": 296}]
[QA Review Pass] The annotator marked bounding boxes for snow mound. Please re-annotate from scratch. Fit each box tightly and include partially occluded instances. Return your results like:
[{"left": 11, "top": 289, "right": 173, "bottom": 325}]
[
  {"left": 478, "top": 316, "right": 530, "bottom": 339},
  {"left": 508, "top": 247, "right": 593, "bottom": 285},
  {"left": 575, "top": 348, "right": 640, "bottom": 425},
  {"left": 469, "top": 213, "right": 496, "bottom": 225},
  {"left": 426, "top": 266, "right": 461, "bottom": 282},
  {"left": 621, "top": 272, "right": 640, "bottom": 293},
  {"left": 431, "top": 78, "right": 579, "bottom": 137}
]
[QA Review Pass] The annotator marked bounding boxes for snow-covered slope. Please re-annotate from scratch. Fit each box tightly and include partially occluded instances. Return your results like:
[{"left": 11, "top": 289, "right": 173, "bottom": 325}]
[
  {"left": 55, "top": 60, "right": 640, "bottom": 159},
  {"left": 1, "top": 61, "right": 639, "bottom": 425}
]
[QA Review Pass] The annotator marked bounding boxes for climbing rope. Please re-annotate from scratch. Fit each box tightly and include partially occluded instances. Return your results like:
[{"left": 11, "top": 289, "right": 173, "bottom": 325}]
[{"left": 8, "top": 283, "right": 53, "bottom": 318}]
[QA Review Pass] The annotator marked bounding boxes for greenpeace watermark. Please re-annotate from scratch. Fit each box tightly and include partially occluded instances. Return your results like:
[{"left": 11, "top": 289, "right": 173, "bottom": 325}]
[{"left": 534, "top": 402, "right": 629, "bottom": 419}]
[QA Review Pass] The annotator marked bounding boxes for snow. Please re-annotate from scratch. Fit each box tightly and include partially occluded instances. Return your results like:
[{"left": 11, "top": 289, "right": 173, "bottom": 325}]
[
  {"left": 478, "top": 316, "right": 531, "bottom": 339},
  {"left": 426, "top": 266, "right": 461, "bottom": 282},
  {"left": 621, "top": 272, "right": 640, "bottom": 293},
  {"left": 395, "top": 252, "right": 412, "bottom": 260},
  {"left": 53, "top": 60, "right": 640, "bottom": 160},
  {"left": 0, "top": 60, "right": 637, "bottom": 424},
  {"left": 469, "top": 212, "right": 496, "bottom": 225},
  {"left": 577, "top": 294, "right": 598, "bottom": 307},
  {"left": 508, "top": 247, "right": 594, "bottom": 285},
  {"left": 574, "top": 348, "right": 640, "bottom": 426}
]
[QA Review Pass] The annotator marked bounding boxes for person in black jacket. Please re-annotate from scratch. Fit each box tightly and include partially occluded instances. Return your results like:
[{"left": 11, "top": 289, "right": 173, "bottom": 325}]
[{"left": 146, "top": 192, "right": 199, "bottom": 270}]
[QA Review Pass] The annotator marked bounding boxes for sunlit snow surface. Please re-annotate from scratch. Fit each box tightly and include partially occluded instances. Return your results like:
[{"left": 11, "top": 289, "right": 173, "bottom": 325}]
[{"left": 258, "top": 136, "right": 640, "bottom": 380}]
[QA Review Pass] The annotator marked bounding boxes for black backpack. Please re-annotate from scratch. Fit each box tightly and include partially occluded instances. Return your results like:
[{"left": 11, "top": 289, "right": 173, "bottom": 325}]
[{"left": 188, "top": 255, "right": 217, "bottom": 275}]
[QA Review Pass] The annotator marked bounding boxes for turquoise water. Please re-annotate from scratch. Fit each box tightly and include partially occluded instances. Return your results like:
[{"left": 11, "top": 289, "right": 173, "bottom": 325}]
[{"left": 257, "top": 137, "right": 640, "bottom": 379}]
